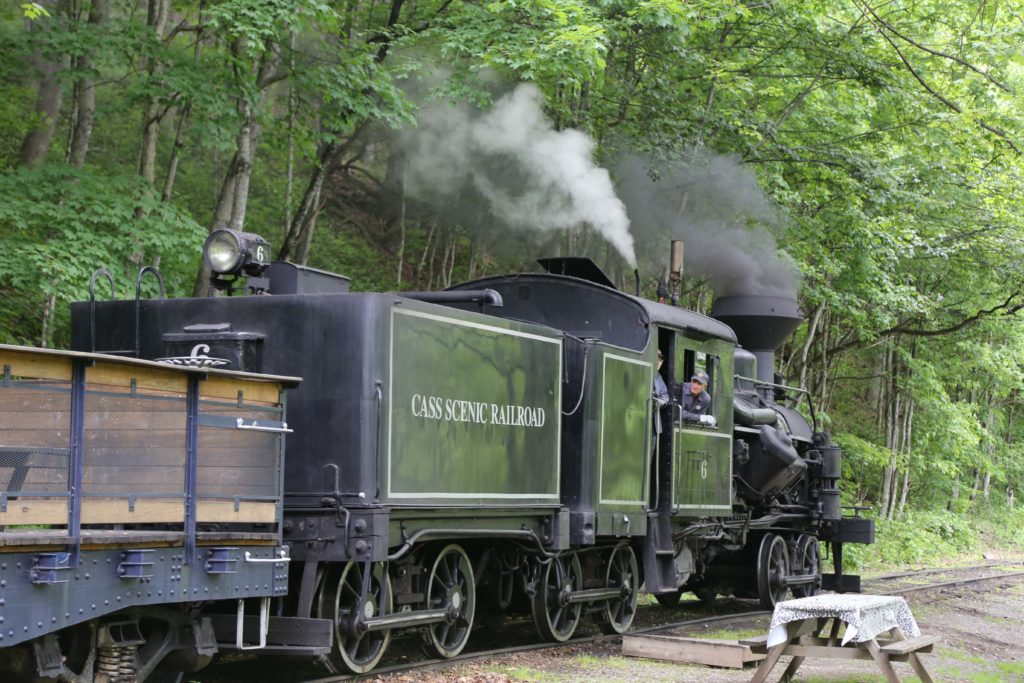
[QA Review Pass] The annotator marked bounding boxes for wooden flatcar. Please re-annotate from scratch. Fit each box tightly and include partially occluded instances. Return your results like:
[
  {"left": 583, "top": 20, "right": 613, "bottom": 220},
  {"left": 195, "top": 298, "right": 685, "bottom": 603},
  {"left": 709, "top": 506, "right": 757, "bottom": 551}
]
[{"left": 0, "top": 344, "right": 301, "bottom": 681}]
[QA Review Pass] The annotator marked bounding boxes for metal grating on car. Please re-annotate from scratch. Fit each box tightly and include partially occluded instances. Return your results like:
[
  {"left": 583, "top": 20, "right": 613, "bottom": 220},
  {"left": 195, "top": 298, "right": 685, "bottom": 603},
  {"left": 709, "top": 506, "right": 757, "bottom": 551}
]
[{"left": 0, "top": 384, "right": 71, "bottom": 494}]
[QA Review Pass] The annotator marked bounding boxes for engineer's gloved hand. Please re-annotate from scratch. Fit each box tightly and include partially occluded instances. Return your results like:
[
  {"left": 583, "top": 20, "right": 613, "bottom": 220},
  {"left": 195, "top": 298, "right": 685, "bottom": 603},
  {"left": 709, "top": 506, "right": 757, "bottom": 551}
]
[{"left": 698, "top": 414, "right": 717, "bottom": 428}]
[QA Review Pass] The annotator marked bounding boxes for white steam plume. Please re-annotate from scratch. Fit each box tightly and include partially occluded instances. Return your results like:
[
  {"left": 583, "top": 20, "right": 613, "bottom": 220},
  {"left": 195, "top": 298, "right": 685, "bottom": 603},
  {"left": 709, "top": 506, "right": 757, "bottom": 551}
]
[{"left": 401, "top": 84, "right": 636, "bottom": 267}]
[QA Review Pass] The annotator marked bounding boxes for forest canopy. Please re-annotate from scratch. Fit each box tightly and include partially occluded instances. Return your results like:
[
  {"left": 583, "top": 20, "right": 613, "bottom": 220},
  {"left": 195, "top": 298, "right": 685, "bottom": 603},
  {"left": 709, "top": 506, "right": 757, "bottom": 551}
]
[{"left": 2, "top": 0, "right": 1024, "bottom": 540}]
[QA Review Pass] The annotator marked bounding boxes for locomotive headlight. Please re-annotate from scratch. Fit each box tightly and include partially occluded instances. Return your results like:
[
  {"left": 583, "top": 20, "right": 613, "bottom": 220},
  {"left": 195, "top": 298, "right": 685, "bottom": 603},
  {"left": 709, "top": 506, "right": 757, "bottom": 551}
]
[{"left": 203, "top": 228, "right": 271, "bottom": 276}]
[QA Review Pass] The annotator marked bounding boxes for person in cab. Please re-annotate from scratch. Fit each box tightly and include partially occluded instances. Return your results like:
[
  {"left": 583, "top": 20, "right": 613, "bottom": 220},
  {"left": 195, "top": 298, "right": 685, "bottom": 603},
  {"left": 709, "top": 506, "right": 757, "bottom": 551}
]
[{"left": 679, "top": 370, "right": 716, "bottom": 427}]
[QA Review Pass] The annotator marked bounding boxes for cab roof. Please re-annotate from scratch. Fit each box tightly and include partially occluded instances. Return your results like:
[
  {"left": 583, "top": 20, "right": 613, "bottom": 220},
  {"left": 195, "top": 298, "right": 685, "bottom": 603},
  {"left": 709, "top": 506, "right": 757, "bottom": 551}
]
[{"left": 449, "top": 272, "right": 737, "bottom": 351}]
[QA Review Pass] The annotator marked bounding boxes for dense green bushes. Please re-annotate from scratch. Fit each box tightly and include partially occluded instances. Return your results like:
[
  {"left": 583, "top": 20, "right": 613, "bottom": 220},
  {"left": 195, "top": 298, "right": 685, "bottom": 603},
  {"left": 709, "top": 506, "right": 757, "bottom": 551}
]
[{"left": 847, "top": 506, "right": 1024, "bottom": 571}]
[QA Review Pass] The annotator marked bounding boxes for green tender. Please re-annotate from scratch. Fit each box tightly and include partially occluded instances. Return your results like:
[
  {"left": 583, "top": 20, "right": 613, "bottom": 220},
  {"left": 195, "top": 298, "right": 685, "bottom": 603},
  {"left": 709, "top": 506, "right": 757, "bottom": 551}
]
[{"left": 386, "top": 305, "right": 562, "bottom": 503}]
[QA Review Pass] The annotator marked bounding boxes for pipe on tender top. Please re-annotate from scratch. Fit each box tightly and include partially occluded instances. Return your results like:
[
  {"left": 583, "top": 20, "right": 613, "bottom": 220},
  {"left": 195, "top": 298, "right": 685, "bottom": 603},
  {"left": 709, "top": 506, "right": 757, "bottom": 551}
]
[{"left": 400, "top": 289, "right": 504, "bottom": 307}]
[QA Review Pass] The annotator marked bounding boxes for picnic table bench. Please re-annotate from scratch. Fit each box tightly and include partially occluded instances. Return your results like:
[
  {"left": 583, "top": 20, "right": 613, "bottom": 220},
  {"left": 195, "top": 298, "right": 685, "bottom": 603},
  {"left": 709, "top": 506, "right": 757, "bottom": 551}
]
[{"left": 744, "top": 594, "right": 939, "bottom": 683}]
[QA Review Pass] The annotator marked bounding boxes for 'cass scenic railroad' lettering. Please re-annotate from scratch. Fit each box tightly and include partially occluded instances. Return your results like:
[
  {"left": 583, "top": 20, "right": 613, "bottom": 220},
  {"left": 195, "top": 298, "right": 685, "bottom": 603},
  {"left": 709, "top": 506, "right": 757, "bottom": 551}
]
[{"left": 411, "top": 393, "right": 546, "bottom": 427}]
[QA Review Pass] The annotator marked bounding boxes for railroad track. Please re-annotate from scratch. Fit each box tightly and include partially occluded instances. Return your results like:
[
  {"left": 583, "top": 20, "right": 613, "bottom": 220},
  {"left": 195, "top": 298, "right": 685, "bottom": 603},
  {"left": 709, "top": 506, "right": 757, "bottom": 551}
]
[
  {"left": 863, "top": 559, "right": 1024, "bottom": 596},
  {"left": 865, "top": 558, "right": 1024, "bottom": 584},
  {"left": 201, "top": 560, "right": 1024, "bottom": 682}
]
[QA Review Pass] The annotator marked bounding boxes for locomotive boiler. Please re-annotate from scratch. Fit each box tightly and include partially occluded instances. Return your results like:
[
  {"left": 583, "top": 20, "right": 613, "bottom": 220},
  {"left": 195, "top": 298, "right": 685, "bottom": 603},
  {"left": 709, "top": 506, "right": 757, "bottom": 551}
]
[{"left": 0, "top": 227, "right": 874, "bottom": 678}]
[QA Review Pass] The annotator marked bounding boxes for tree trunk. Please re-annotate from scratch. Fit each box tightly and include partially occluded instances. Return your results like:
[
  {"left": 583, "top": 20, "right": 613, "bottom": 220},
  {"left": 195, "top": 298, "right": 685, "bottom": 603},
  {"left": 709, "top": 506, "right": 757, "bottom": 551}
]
[
  {"left": 966, "top": 467, "right": 980, "bottom": 512},
  {"left": 162, "top": 9, "right": 204, "bottom": 201},
  {"left": 417, "top": 220, "right": 436, "bottom": 287},
  {"left": 162, "top": 104, "right": 191, "bottom": 201},
  {"left": 279, "top": 120, "right": 369, "bottom": 264},
  {"left": 20, "top": 0, "right": 71, "bottom": 168},
  {"left": 896, "top": 398, "right": 913, "bottom": 518},
  {"left": 438, "top": 230, "right": 452, "bottom": 288},
  {"left": 879, "top": 348, "right": 898, "bottom": 519},
  {"left": 279, "top": 141, "right": 337, "bottom": 263},
  {"left": 395, "top": 190, "right": 406, "bottom": 287},
  {"left": 228, "top": 99, "right": 256, "bottom": 230},
  {"left": 193, "top": 153, "right": 240, "bottom": 296},
  {"left": 66, "top": 0, "right": 108, "bottom": 167},
  {"left": 446, "top": 231, "right": 457, "bottom": 286},
  {"left": 796, "top": 301, "right": 825, "bottom": 389},
  {"left": 40, "top": 293, "right": 56, "bottom": 348},
  {"left": 817, "top": 308, "right": 830, "bottom": 407},
  {"left": 284, "top": 30, "right": 297, "bottom": 231},
  {"left": 137, "top": 0, "right": 170, "bottom": 183},
  {"left": 426, "top": 230, "right": 438, "bottom": 289},
  {"left": 192, "top": 111, "right": 264, "bottom": 293}
]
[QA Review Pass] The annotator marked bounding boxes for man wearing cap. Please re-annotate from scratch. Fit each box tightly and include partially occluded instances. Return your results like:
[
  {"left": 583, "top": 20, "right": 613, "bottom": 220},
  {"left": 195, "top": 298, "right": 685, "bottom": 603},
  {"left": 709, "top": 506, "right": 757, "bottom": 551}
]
[{"left": 679, "top": 370, "right": 716, "bottom": 428}]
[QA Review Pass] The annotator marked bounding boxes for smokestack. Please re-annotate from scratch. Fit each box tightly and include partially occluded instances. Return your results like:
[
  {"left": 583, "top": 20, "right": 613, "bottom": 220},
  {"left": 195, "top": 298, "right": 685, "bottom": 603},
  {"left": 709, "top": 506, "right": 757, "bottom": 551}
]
[{"left": 710, "top": 295, "right": 802, "bottom": 385}]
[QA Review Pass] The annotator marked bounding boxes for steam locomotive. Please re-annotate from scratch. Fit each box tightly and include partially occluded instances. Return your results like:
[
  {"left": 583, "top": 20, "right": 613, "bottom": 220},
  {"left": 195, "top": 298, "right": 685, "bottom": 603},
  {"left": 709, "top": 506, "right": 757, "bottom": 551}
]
[{"left": 0, "top": 229, "right": 872, "bottom": 679}]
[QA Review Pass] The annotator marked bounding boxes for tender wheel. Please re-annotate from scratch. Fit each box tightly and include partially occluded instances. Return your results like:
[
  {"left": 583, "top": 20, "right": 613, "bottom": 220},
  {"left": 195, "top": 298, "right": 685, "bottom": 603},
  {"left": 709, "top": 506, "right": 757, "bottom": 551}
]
[
  {"left": 791, "top": 534, "right": 822, "bottom": 599},
  {"left": 597, "top": 545, "right": 639, "bottom": 634},
  {"left": 756, "top": 534, "right": 790, "bottom": 609},
  {"left": 653, "top": 590, "right": 682, "bottom": 608},
  {"left": 422, "top": 544, "right": 476, "bottom": 658},
  {"left": 316, "top": 561, "right": 393, "bottom": 674},
  {"left": 531, "top": 553, "right": 583, "bottom": 642}
]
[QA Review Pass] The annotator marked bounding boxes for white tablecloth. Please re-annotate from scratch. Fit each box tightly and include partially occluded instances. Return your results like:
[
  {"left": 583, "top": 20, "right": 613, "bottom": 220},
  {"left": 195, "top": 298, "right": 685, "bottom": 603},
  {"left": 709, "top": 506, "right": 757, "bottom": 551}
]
[{"left": 767, "top": 594, "right": 921, "bottom": 647}]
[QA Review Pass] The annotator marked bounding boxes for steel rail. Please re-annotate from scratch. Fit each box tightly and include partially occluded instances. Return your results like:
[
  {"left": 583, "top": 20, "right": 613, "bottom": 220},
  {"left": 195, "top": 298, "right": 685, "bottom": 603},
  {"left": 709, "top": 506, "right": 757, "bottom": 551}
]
[
  {"left": 863, "top": 558, "right": 1024, "bottom": 583},
  {"left": 884, "top": 568, "right": 1024, "bottom": 596}
]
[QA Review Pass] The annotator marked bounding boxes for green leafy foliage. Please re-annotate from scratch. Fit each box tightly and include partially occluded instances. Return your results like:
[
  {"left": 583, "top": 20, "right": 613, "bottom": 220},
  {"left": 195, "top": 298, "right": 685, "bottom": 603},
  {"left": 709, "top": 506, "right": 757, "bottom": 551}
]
[{"left": 0, "top": 164, "right": 205, "bottom": 346}]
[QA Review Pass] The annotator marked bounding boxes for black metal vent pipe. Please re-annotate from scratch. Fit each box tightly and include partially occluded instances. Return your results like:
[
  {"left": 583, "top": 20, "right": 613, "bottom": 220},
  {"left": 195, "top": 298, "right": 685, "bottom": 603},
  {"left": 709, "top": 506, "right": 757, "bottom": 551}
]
[{"left": 400, "top": 289, "right": 504, "bottom": 308}]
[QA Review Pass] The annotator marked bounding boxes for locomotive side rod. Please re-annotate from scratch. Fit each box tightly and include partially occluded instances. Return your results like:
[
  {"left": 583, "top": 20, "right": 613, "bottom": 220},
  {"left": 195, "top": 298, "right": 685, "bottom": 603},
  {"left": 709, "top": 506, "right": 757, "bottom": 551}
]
[
  {"left": 359, "top": 608, "right": 451, "bottom": 633},
  {"left": 349, "top": 581, "right": 623, "bottom": 635},
  {"left": 565, "top": 587, "right": 624, "bottom": 604},
  {"left": 783, "top": 574, "right": 819, "bottom": 586}
]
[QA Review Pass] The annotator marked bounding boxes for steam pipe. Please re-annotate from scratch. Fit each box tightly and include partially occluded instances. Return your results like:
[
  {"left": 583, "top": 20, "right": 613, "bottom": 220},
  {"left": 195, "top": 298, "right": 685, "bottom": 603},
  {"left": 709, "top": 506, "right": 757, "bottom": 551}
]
[
  {"left": 634, "top": 269, "right": 640, "bottom": 297},
  {"left": 400, "top": 289, "right": 504, "bottom": 308},
  {"left": 669, "top": 240, "right": 683, "bottom": 305}
]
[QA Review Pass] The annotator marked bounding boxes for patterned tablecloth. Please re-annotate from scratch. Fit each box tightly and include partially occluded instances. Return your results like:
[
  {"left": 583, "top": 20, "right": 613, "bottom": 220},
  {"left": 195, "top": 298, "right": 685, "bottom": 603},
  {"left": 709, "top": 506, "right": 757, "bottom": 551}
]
[{"left": 767, "top": 594, "right": 921, "bottom": 647}]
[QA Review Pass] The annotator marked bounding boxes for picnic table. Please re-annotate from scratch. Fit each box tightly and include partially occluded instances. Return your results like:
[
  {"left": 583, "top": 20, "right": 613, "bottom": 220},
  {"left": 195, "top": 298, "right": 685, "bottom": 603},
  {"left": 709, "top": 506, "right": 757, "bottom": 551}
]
[{"left": 742, "top": 593, "right": 939, "bottom": 683}]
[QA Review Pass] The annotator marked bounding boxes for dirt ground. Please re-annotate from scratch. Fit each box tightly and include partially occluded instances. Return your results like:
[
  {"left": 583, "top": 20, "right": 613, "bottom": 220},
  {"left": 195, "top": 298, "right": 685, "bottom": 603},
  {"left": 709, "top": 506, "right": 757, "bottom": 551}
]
[{"left": 370, "top": 572, "right": 1024, "bottom": 683}]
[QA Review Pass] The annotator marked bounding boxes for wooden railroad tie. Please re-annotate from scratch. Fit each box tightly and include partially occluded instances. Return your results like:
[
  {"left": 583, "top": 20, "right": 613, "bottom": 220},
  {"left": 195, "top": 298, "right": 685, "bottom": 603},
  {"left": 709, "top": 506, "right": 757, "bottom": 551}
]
[{"left": 622, "top": 634, "right": 766, "bottom": 669}]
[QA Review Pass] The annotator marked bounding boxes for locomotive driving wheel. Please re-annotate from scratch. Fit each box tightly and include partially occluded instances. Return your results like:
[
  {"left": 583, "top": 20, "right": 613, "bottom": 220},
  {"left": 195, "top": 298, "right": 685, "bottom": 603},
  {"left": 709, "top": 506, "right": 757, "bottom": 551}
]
[
  {"left": 531, "top": 553, "right": 583, "bottom": 642},
  {"left": 316, "top": 561, "right": 393, "bottom": 674},
  {"left": 790, "top": 534, "right": 822, "bottom": 598},
  {"left": 756, "top": 534, "right": 790, "bottom": 609},
  {"left": 421, "top": 544, "right": 476, "bottom": 659},
  {"left": 596, "top": 545, "right": 639, "bottom": 634}
]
